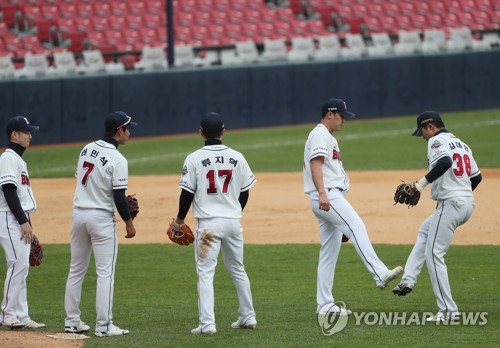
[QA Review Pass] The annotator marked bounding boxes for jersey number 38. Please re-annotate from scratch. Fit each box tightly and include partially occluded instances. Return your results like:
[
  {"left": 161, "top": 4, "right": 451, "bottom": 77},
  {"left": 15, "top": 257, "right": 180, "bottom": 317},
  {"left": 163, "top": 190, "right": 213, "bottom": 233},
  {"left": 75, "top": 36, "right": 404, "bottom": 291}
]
[{"left": 452, "top": 153, "right": 471, "bottom": 177}]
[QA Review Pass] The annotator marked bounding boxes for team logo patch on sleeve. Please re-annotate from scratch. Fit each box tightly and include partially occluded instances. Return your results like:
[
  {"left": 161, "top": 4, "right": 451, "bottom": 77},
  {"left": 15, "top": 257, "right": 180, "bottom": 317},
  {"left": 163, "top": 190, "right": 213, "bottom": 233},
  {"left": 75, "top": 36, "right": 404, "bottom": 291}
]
[
  {"left": 182, "top": 165, "right": 188, "bottom": 175},
  {"left": 431, "top": 140, "right": 442, "bottom": 149}
]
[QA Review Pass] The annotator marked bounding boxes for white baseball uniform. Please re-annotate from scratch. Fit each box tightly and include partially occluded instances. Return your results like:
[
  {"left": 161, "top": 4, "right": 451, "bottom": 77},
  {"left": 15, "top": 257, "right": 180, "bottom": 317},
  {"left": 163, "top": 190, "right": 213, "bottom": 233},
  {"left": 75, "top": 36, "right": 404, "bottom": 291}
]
[
  {"left": 304, "top": 124, "right": 394, "bottom": 310},
  {"left": 64, "top": 140, "right": 129, "bottom": 332},
  {"left": 400, "top": 131, "right": 480, "bottom": 314},
  {"left": 0, "top": 148, "right": 37, "bottom": 325},
  {"left": 179, "top": 143, "right": 256, "bottom": 333}
]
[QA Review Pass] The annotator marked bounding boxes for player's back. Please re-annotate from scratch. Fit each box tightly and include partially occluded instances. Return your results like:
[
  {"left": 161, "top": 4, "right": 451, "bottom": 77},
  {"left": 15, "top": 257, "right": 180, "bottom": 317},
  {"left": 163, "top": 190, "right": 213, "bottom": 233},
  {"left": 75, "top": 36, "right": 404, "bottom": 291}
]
[
  {"left": 429, "top": 132, "right": 479, "bottom": 200},
  {"left": 180, "top": 144, "right": 255, "bottom": 219},
  {"left": 73, "top": 140, "right": 128, "bottom": 213}
]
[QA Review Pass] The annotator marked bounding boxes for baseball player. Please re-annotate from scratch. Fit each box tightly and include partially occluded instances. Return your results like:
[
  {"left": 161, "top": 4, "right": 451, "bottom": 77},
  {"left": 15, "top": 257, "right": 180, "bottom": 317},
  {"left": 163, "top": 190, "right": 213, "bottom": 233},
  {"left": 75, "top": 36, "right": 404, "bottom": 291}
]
[
  {"left": 174, "top": 112, "right": 257, "bottom": 335},
  {"left": 64, "top": 111, "right": 138, "bottom": 336},
  {"left": 392, "top": 111, "right": 482, "bottom": 322},
  {"left": 0, "top": 116, "right": 45, "bottom": 329},
  {"left": 304, "top": 99, "right": 403, "bottom": 315}
]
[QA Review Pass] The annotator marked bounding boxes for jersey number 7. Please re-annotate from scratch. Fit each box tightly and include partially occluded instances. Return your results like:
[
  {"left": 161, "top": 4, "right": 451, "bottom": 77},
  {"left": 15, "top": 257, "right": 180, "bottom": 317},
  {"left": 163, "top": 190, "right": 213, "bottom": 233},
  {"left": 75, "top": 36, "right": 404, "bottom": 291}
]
[
  {"left": 206, "top": 169, "right": 233, "bottom": 194},
  {"left": 82, "top": 161, "right": 95, "bottom": 186}
]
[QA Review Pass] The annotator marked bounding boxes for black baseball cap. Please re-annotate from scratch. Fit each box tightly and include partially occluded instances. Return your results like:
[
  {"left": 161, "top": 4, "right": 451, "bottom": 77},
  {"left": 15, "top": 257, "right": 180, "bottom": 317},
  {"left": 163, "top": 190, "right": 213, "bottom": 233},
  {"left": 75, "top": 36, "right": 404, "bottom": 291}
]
[
  {"left": 6, "top": 116, "right": 40, "bottom": 138},
  {"left": 200, "top": 112, "right": 224, "bottom": 137},
  {"left": 105, "top": 111, "right": 138, "bottom": 134},
  {"left": 321, "top": 98, "right": 355, "bottom": 118},
  {"left": 412, "top": 111, "right": 443, "bottom": 136}
]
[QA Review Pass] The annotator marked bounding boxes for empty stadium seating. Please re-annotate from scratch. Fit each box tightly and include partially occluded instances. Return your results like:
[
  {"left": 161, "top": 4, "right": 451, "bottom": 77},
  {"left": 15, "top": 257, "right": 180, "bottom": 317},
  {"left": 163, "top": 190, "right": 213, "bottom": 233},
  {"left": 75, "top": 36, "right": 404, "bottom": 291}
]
[{"left": 0, "top": 0, "right": 499, "bottom": 78}]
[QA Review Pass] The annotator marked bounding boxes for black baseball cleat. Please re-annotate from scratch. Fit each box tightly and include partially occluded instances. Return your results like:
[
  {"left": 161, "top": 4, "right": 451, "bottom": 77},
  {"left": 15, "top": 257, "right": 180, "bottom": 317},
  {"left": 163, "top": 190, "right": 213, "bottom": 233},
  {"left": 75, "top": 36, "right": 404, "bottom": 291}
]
[{"left": 392, "top": 283, "right": 413, "bottom": 296}]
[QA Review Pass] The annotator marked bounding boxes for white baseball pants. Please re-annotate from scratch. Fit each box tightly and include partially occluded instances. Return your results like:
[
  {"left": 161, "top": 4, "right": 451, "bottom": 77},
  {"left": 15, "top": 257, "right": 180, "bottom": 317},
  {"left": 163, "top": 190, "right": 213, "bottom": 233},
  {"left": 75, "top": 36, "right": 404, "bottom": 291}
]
[
  {"left": 64, "top": 209, "right": 118, "bottom": 332},
  {"left": 0, "top": 211, "right": 31, "bottom": 324},
  {"left": 194, "top": 217, "right": 256, "bottom": 332},
  {"left": 401, "top": 197, "right": 474, "bottom": 313},
  {"left": 310, "top": 189, "right": 391, "bottom": 309}
]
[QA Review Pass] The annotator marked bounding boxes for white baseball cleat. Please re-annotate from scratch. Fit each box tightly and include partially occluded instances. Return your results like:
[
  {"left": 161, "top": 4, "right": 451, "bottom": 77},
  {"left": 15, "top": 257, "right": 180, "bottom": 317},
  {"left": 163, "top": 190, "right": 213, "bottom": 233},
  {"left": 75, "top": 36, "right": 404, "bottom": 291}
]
[
  {"left": 317, "top": 304, "right": 352, "bottom": 316},
  {"left": 377, "top": 266, "right": 403, "bottom": 289},
  {"left": 95, "top": 324, "right": 129, "bottom": 337},
  {"left": 1, "top": 318, "right": 25, "bottom": 328},
  {"left": 231, "top": 320, "right": 257, "bottom": 329},
  {"left": 24, "top": 320, "right": 46, "bottom": 329},
  {"left": 65, "top": 321, "right": 90, "bottom": 333},
  {"left": 191, "top": 325, "right": 217, "bottom": 335}
]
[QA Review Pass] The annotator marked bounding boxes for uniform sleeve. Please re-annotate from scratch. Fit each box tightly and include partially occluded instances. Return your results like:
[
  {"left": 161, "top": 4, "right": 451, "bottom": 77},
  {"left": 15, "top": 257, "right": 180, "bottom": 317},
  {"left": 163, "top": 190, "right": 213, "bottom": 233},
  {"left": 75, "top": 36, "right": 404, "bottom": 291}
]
[
  {"left": 239, "top": 156, "right": 256, "bottom": 192},
  {"left": 178, "top": 155, "right": 196, "bottom": 194},
  {"left": 0, "top": 154, "right": 19, "bottom": 187},
  {"left": 468, "top": 151, "right": 480, "bottom": 178},
  {"left": 112, "top": 157, "right": 128, "bottom": 190},
  {"left": 308, "top": 131, "right": 329, "bottom": 161},
  {"left": 428, "top": 136, "right": 451, "bottom": 165}
]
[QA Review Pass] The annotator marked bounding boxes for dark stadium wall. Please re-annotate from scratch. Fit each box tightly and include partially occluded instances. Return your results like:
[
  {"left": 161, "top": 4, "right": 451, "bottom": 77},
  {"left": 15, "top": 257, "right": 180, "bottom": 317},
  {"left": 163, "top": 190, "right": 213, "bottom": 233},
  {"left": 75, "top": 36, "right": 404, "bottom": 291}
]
[{"left": 0, "top": 50, "right": 499, "bottom": 145}]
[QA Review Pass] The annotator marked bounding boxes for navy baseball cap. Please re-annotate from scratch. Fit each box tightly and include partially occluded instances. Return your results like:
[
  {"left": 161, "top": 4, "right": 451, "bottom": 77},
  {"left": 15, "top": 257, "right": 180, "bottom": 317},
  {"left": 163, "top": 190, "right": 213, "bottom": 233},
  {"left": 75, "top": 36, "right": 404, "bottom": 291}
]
[
  {"left": 321, "top": 98, "right": 355, "bottom": 118},
  {"left": 105, "top": 111, "right": 138, "bottom": 133},
  {"left": 6, "top": 116, "right": 39, "bottom": 138},
  {"left": 412, "top": 111, "right": 443, "bottom": 136},
  {"left": 200, "top": 112, "right": 224, "bottom": 137}
]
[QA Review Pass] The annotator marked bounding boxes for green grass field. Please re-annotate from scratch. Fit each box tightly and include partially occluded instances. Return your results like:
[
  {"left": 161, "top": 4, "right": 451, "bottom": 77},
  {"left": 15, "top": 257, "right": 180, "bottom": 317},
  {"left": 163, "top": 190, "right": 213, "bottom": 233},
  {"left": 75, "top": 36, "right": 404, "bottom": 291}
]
[
  {"left": 2, "top": 108, "right": 500, "bottom": 346},
  {"left": 1, "top": 244, "right": 498, "bottom": 347},
  {"left": 24, "top": 108, "right": 500, "bottom": 178}
]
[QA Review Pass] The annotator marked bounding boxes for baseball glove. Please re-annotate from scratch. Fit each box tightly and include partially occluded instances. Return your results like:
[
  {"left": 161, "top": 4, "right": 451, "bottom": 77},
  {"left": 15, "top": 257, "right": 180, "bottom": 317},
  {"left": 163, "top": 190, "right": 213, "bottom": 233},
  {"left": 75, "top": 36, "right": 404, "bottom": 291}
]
[
  {"left": 127, "top": 195, "right": 139, "bottom": 220},
  {"left": 394, "top": 182, "right": 421, "bottom": 208},
  {"left": 29, "top": 234, "right": 44, "bottom": 267},
  {"left": 167, "top": 219, "right": 195, "bottom": 246}
]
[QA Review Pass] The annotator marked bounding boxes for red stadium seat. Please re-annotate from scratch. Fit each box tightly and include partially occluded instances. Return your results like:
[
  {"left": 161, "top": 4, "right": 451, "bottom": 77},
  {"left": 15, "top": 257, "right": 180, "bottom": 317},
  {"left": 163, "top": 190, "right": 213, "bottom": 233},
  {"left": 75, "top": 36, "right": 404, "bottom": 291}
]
[
  {"left": 414, "top": 2, "right": 431, "bottom": 15},
  {"left": 91, "top": 17, "right": 109, "bottom": 32},
  {"left": 213, "top": 0, "right": 231, "bottom": 12},
  {"left": 110, "top": 1, "right": 128, "bottom": 16},
  {"left": 363, "top": 17, "right": 382, "bottom": 33},
  {"left": 129, "top": 2, "right": 146, "bottom": 16},
  {"left": 122, "top": 29, "right": 140, "bottom": 45},
  {"left": 105, "top": 30, "right": 124, "bottom": 45},
  {"left": 178, "top": 0, "right": 196, "bottom": 12},
  {"left": 93, "top": 2, "right": 111, "bottom": 17},
  {"left": 108, "top": 15, "right": 126, "bottom": 31},
  {"left": 145, "top": 0, "right": 164, "bottom": 14},
  {"left": 176, "top": 11, "right": 194, "bottom": 27},
  {"left": 126, "top": 14, "right": 143, "bottom": 30},
  {"left": 194, "top": 11, "right": 211, "bottom": 26},
  {"left": 426, "top": 13, "right": 444, "bottom": 29},
  {"left": 58, "top": 4, "right": 76, "bottom": 19},
  {"left": 430, "top": 1, "right": 446, "bottom": 15},
  {"left": 208, "top": 24, "right": 225, "bottom": 40},
  {"left": 383, "top": 2, "right": 400, "bottom": 17},
  {"left": 87, "top": 30, "right": 106, "bottom": 46},
  {"left": 41, "top": 5, "right": 58, "bottom": 21},
  {"left": 76, "top": 3, "right": 93, "bottom": 18},
  {"left": 243, "top": 8, "right": 260, "bottom": 24},
  {"left": 227, "top": 10, "right": 244, "bottom": 24},
  {"left": 366, "top": 3, "right": 384, "bottom": 16},
  {"left": 143, "top": 13, "right": 162, "bottom": 29},
  {"left": 211, "top": 11, "right": 228, "bottom": 25},
  {"left": 446, "top": 0, "right": 462, "bottom": 14}
]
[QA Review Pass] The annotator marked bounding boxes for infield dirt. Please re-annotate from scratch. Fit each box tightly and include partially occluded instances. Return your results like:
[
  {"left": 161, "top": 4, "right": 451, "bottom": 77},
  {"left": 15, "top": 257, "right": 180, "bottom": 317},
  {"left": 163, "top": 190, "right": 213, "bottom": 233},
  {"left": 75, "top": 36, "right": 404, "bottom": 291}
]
[{"left": 31, "top": 169, "right": 499, "bottom": 246}]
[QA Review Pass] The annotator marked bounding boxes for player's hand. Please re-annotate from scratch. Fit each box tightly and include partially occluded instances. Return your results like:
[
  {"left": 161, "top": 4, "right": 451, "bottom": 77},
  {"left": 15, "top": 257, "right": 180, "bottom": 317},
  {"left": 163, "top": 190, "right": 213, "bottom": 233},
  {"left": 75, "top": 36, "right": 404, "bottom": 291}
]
[
  {"left": 318, "top": 192, "right": 330, "bottom": 211},
  {"left": 20, "top": 222, "right": 33, "bottom": 244},
  {"left": 125, "top": 220, "right": 136, "bottom": 239}
]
